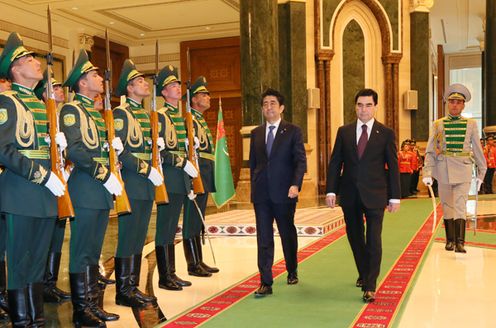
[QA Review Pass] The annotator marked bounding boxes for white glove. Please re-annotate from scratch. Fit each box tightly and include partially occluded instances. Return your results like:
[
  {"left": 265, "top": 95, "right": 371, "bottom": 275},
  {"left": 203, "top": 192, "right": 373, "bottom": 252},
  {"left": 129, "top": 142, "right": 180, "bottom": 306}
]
[
  {"left": 112, "top": 137, "right": 124, "bottom": 156},
  {"left": 476, "top": 178, "right": 483, "bottom": 192},
  {"left": 193, "top": 136, "right": 200, "bottom": 150},
  {"left": 157, "top": 137, "right": 165, "bottom": 152},
  {"left": 183, "top": 160, "right": 199, "bottom": 178},
  {"left": 422, "top": 177, "right": 433, "bottom": 186},
  {"left": 148, "top": 167, "right": 164, "bottom": 186},
  {"left": 187, "top": 190, "right": 197, "bottom": 200},
  {"left": 45, "top": 172, "right": 65, "bottom": 197},
  {"left": 55, "top": 132, "right": 67, "bottom": 152},
  {"left": 103, "top": 173, "right": 123, "bottom": 196}
]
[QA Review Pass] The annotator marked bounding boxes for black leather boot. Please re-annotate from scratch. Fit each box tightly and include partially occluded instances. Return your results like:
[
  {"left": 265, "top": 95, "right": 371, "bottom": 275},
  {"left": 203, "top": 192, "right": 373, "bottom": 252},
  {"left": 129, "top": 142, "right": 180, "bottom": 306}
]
[
  {"left": 27, "top": 282, "right": 45, "bottom": 327},
  {"left": 455, "top": 219, "right": 467, "bottom": 253},
  {"left": 194, "top": 235, "right": 219, "bottom": 273},
  {"left": 166, "top": 244, "right": 191, "bottom": 286},
  {"left": 43, "top": 252, "right": 71, "bottom": 303},
  {"left": 69, "top": 272, "right": 105, "bottom": 328},
  {"left": 0, "top": 260, "right": 9, "bottom": 321},
  {"left": 87, "top": 265, "right": 119, "bottom": 322},
  {"left": 132, "top": 254, "right": 157, "bottom": 305},
  {"left": 443, "top": 219, "right": 455, "bottom": 251},
  {"left": 115, "top": 257, "right": 146, "bottom": 308},
  {"left": 155, "top": 245, "right": 182, "bottom": 290},
  {"left": 7, "top": 288, "right": 31, "bottom": 327},
  {"left": 183, "top": 239, "right": 211, "bottom": 277}
]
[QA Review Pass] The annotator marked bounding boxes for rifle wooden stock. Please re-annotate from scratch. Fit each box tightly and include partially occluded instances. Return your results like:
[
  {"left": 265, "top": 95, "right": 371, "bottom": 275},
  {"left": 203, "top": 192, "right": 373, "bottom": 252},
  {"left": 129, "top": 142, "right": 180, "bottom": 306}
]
[
  {"left": 151, "top": 110, "right": 169, "bottom": 204},
  {"left": 104, "top": 109, "right": 132, "bottom": 216},
  {"left": 184, "top": 110, "right": 204, "bottom": 194},
  {"left": 47, "top": 97, "right": 75, "bottom": 219}
]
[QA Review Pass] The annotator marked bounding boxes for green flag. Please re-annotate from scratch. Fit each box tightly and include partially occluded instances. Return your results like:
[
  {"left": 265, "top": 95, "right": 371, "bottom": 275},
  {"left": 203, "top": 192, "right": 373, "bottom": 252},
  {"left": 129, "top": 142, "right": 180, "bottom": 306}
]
[{"left": 212, "top": 99, "right": 235, "bottom": 207}]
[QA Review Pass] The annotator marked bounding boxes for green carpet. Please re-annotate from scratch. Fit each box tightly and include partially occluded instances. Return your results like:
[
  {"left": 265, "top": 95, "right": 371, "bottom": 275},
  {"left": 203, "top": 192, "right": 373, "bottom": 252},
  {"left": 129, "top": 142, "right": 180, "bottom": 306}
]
[{"left": 198, "top": 199, "right": 434, "bottom": 328}]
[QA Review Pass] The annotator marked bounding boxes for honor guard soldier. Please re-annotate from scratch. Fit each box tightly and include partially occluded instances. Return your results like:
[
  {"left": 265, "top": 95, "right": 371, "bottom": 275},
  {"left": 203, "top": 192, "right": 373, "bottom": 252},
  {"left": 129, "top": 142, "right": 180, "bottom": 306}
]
[
  {"left": 113, "top": 59, "right": 164, "bottom": 307},
  {"left": 423, "top": 84, "right": 487, "bottom": 253},
  {"left": 184, "top": 76, "right": 218, "bottom": 275},
  {"left": 155, "top": 65, "right": 198, "bottom": 290},
  {"left": 0, "top": 70, "right": 10, "bottom": 322},
  {"left": 60, "top": 49, "right": 121, "bottom": 327},
  {"left": 0, "top": 32, "right": 67, "bottom": 327},
  {"left": 34, "top": 71, "right": 72, "bottom": 304}
]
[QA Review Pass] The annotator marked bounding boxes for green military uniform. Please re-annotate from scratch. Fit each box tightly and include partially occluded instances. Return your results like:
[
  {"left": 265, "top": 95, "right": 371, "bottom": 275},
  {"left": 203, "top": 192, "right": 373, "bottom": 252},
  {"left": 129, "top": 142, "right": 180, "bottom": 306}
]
[
  {"left": 60, "top": 49, "right": 117, "bottom": 327},
  {"left": 183, "top": 76, "right": 218, "bottom": 275},
  {"left": 34, "top": 71, "right": 72, "bottom": 303},
  {"left": 0, "top": 32, "right": 57, "bottom": 326},
  {"left": 154, "top": 65, "right": 193, "bottom": 290},
  {"left": 113, "top": 59, "right": 157, "bottom": 307},
  {"left": 424, "top": 84, "right": 487, "bottom": 253}
]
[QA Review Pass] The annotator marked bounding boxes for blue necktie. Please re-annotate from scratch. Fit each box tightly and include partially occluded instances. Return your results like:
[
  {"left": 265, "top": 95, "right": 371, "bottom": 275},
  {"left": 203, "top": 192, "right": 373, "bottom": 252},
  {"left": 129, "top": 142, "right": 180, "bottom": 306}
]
[{"left": 266, "top": 125, "right": 275, "bottom": 155}]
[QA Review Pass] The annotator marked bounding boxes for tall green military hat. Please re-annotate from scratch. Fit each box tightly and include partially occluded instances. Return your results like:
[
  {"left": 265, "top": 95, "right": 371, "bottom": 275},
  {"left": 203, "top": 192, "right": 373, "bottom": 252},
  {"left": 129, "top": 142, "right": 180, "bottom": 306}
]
[
  {"left": 63, "top": 49, "right": 98, "bottom": 91},
  {"left": 0, "top": 32, "right": 34, "bottom": 78},
  {"left": 156, "top": 65, "right": 180, "bottom": 93},
  {"left": 191, "top": 76, "right": 209, "bottom": 96},
  {"left": 34, "top": 69, "right": 61, "bottom": 100},
  {"left": 115, "top": 59, "right": 144, "bottom": 97}
]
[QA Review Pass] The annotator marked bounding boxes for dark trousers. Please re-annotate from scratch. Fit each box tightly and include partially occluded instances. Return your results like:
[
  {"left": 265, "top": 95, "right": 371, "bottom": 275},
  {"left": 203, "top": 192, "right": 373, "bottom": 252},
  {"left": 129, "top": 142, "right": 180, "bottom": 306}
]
[
  {"left": 484, "top": 168, "right": 494, "bottom": 194},
  {"left": 69, "top": 208, "right": 110, "bottom": 273},
  {"left": 49, "top": 219, "right": 67, "bottom": 253},
  {"left": 254, "top": 200, "right": 298, "bottom": 286},
  {"left": 183, "top": 193, "right": 208, "bottom": 239},
  {"left": 116, "top": 198, "right": 153, "bottom": 257},
  {"left": 342, "top": 199, "right": 385, "bottom": 292},
  {"left": 6, "top": 214, "right": 55, "bottom": 289},
  {"left": 155, "top": 193, "right": 187, "bottom": 246},
  {"left": 0, "top": 214, "right": 5, "bottom": 257},
  {"left": 410, "top": 170, "right": 420, "bottom": 193},
  {"left": 400, "top": 173, "right": 412, "bottom": 198}
]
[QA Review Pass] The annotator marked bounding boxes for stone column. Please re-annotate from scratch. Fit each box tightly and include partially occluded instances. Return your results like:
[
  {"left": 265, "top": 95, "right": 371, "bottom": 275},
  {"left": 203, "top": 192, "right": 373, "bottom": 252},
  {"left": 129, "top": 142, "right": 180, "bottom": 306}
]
[
  {"left": 236, "top": 0, "right": 279, "bottom": 202},
  {"left": 240, "top": 0, "right": 279, "bottom": 126},
  {"left": 410, "top": 2, "right": 431, "bottom": 141},
  {"left": 484, "top": 0, "right": 496, "bottom": 130},
  {"left": 278, "top": 1, "right": 307, "bottom": 139}
]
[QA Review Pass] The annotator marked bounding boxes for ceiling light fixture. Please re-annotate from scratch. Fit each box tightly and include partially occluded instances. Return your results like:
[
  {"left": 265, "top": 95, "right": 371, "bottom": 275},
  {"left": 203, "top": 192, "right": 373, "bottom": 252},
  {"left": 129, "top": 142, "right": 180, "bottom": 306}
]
[
  {"left": 109, "top": 21, "right": 115, "bottom": 25},
  {"left": 72, "top": 7, "right": 78, "bottom": 10},
  {"left": 205, "top": 26, "right": 211, "bottom": 30},
  {"left": 140, "top": 33, "right": 145, "bottom": 37}
]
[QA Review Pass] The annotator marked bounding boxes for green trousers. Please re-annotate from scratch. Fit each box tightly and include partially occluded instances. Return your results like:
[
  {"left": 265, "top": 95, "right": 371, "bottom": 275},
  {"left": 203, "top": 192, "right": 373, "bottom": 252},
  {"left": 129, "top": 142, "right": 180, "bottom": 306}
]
[
  {"left": 6, "top": 214, "right": 55, "bottom": 289},
  {"left": 69, "top": 207, "right": 110, "bottom": 273},
  {"left": 0, "top": 214, "right": 5, "bottom": 257},
  {"left": 182, "top": 193, "right": 208, "bottom": 239},
  {"left": 116, "top": 198, "right": 153, "bottom": 257},
  {"left": 49, "top": 219, "right": 67, "bottom": 253},
  {"left": 155, "top": 193, "right": 189, "bottom": 246}
]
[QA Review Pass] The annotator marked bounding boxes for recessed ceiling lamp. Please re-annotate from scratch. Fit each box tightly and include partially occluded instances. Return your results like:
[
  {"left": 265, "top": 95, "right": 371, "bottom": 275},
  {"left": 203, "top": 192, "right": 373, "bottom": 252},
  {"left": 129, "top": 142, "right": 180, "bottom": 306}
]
[
  {"left": 140, "top": 33, "right": 145, "bottom": 37},
  {"left": 205, "top": 26, "right": 211, "bottom": 30},
  {"left": 72, "top": 7, "right": 78, "bottom": 10},
  {"left": 109, "top": 21, "right": 115, "bottom": 25}
]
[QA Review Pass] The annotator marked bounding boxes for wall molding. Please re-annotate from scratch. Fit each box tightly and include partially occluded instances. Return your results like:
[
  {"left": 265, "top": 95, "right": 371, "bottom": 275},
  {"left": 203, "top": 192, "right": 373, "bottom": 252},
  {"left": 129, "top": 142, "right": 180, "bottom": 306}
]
[{"left": 0, "top": 19, "right": 69, "bottom": 49}]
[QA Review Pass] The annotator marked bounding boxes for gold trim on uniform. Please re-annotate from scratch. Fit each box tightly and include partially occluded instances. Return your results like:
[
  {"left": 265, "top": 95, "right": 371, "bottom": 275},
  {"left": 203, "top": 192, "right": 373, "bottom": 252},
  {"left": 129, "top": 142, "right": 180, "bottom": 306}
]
[
  {"left": 31, "top": 165, "right": 48, "bottom": 184},
  {"left": 115, "top": 118, "right": 124, "bottom": 131},
  {"left": 163, "top": 114, "right": 177, "bottom": 148},
  {"left": 0, "top": 108, "right": 7, "bottom": 125},
  {"left": 95, "top": 164, "right": 109, "bottom": 181},
  {"left": 63, "top": 114, "right": 76, "bottom": 126},
  {"left": 138, "top": 160, "right": 149, "bottom": 175}
]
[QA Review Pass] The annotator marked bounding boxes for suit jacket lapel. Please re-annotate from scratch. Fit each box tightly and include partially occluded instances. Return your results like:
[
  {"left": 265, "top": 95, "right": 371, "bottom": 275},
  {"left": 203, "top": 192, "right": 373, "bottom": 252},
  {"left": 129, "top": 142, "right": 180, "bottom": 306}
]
[
  {"left": 268, "top": 120, "right": 286, "bottom": 158},
  {"left": 259, "top": 123, "right": 268, "bottom": 160},
  {"left": 361, "top": 121, "right": 380, "bottom": 159},
  {"left": 351, "top": 122, "right": 359, "bottom": 160}
]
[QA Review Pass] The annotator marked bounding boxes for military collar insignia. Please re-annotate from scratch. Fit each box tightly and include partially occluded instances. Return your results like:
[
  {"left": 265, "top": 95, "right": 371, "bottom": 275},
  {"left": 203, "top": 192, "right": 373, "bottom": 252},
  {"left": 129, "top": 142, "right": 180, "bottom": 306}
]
[{"left": 12, "top": 83, "right": 34, "bottom": 95}]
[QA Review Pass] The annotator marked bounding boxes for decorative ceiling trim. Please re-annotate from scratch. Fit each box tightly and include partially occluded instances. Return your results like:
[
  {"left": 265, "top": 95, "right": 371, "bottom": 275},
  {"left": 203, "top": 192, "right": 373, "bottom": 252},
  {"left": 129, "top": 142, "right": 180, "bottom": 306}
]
[
  {"left": 131, "top": 53, "right": 180, "bottom": 65},
  {"left": 0, "top": 19, "right": 69, "bottom": 48}
]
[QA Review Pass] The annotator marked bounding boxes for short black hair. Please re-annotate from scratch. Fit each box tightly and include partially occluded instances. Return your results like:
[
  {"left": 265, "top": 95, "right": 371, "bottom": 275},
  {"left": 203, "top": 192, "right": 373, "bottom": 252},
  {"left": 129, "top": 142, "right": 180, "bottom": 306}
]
[
  {"left": 261, "top": 88, "right": 284, "bottom": 106},
  {"left": 354, "top": 88, "right": 378, "bottom": 105}
]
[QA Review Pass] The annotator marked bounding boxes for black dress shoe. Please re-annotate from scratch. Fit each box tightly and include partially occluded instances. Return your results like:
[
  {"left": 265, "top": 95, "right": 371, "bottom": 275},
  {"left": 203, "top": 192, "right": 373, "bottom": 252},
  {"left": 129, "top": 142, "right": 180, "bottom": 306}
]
[
  {"left": 362, "top": 291, "right": 375, "bottom": 303},
  {"left": 287, "top": 273, "right": 298, "bottom": 285},
  {"left": 254, "top": 285, "right": 272, "bottom": 297},
  {"left": 356, "top": 278, "right": 363, "bottom": 288}
]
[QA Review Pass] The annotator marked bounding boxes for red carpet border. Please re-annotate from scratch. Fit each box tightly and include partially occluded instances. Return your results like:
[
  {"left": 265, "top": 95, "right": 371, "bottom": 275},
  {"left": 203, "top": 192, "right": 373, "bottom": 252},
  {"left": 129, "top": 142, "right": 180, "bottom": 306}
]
[
  {"left": 351, "top": 204, "right": 443, "bottom": 328},
  {"left": 162, "top": 227, "right": 347, "bottom": 327}
]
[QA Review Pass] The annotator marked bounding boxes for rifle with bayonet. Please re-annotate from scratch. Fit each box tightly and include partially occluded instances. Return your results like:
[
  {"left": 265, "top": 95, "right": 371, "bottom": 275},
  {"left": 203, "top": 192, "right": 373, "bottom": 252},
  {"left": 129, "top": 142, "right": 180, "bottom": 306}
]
[
  {"left": 46, "top": 5, "right": 75, "bottom": 219},
  {"left": 103, "top": 29, "right": 131, "bottom": 215},
  {"left": 151, "top": 40, "right": 169, "bottom": 204},
  {"left": 184, "top": 48, "right": 204, "bottom": 194}
]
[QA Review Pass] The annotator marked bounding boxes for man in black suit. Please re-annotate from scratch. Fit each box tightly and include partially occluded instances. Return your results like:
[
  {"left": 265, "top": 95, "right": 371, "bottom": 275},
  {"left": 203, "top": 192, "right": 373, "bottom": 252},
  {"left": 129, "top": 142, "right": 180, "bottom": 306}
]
[
  {"left": 249, "top": 88, "right": 307, "bottom": 297},
  {"left": 326, "top": 88, "right": 400, "bottom": 303}
]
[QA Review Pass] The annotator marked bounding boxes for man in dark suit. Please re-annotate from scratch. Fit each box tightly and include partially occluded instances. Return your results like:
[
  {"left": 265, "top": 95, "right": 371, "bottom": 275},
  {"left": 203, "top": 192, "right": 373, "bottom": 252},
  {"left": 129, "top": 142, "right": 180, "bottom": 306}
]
[
  {"left": 326, "top": 88, "right": 400, "bottom": 303},
  {"left": 249, "top": 88, "right": 307, "bottom": 297}
]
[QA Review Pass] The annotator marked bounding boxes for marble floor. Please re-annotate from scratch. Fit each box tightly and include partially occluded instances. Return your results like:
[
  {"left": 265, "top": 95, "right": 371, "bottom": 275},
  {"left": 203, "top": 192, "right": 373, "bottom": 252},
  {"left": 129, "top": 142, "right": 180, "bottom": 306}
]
[{"left": 3, "top": 195, "right": 496, "bottom": 327}]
